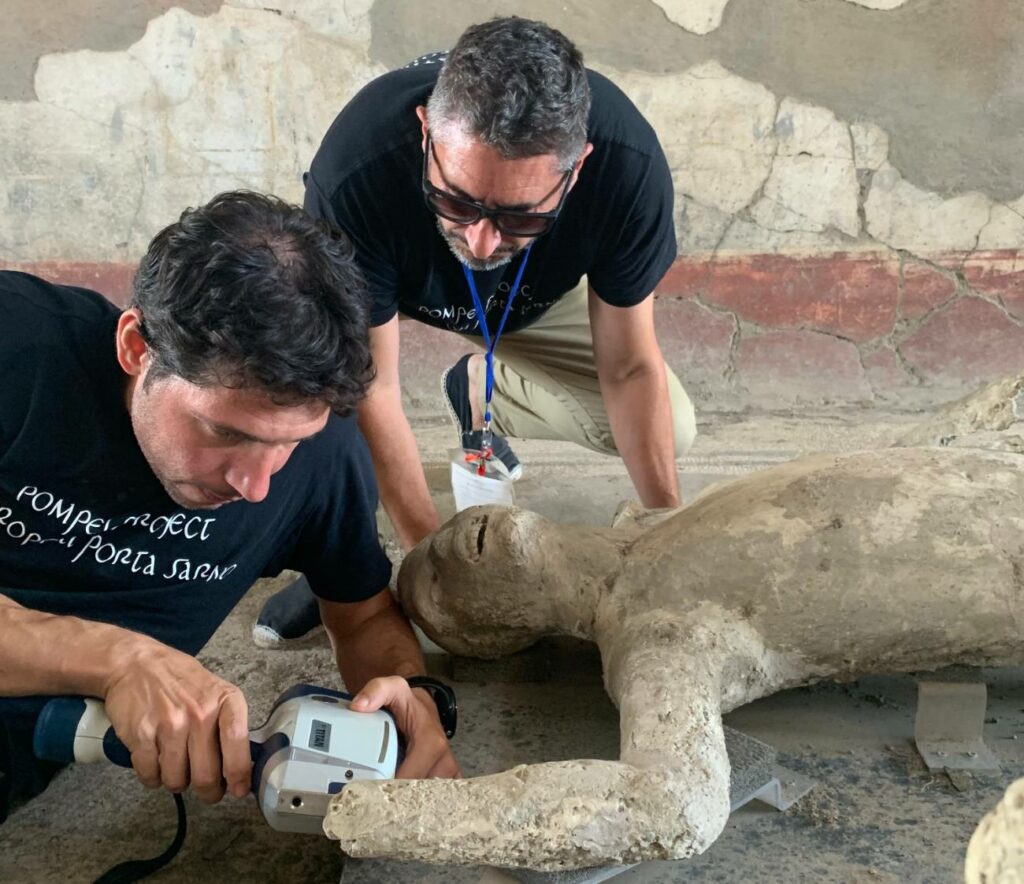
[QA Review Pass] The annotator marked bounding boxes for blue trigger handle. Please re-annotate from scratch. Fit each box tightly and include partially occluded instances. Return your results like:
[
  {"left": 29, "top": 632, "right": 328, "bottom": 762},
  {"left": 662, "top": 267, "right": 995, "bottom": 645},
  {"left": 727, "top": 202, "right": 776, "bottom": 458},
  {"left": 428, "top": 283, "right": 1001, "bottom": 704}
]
[
  {"left": 34, "top": 688, "right": 405, "bottom": 792},
  {"left": 33, "top": 697, "right": 131, "bottom": 767},
  {"left": 35, "top": 697, "right": 263, "bottom": 792},
  {"left": 102, "top": 727, "right": 133, "bottom": 767}
]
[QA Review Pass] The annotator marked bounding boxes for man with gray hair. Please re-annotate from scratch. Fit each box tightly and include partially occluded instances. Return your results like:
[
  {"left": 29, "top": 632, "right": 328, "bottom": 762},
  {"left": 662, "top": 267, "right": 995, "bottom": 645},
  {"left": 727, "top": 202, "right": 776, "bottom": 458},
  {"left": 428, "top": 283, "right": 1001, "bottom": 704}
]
[{"left": 256, "top": 17, "right": 695, "bottom": 644}]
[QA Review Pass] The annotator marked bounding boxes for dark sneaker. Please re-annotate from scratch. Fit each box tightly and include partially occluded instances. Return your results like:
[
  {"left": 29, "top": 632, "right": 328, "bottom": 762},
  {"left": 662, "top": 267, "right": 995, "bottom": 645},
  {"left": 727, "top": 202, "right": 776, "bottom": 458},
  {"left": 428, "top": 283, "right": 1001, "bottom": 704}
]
[
  {"left": 442, "top": 354, "right": 523, "bottom": 480},
  {"left": 252, "top": 574, "right": 325, "bottom": 649}
]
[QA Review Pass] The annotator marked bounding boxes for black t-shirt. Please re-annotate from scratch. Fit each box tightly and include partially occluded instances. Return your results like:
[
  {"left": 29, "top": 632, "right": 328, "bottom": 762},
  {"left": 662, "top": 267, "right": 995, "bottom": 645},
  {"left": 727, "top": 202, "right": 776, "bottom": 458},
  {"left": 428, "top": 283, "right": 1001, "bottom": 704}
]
[
  {"left": 0, "top": 272, "right": 391, "bottom": 657},
  {"left": 305, "top": 63, "right": 676, "bottom": 335}
]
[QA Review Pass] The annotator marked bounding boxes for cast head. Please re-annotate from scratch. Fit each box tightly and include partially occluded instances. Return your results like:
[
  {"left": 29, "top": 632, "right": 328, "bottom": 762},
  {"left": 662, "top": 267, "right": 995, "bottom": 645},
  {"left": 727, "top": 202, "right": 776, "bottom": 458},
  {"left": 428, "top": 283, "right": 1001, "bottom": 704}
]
[
  {"left": 395, "top": 506, "right": 622, "bottom": 657},
  {"left": 419, "top": 16, "right": 594, "bottom": 270},
  {"left": 117, "top": 190, "right": 373, "bottom": 510}
]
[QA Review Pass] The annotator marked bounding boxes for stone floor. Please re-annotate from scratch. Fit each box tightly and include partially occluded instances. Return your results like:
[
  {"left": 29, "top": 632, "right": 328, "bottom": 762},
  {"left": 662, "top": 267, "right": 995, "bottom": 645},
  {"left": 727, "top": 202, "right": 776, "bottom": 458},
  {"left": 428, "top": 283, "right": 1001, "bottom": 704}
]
[{"left": 3, "top": 408, "right": 1022, "bottom": 884}]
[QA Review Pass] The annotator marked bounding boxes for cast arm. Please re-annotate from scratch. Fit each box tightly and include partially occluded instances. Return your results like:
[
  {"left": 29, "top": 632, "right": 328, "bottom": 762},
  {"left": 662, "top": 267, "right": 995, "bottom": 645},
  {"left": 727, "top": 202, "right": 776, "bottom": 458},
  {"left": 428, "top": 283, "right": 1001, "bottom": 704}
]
[
  {"left": 589, "top": 288, "right": 680, "bottom": 508},
  {"left": 322, "top": 614, "right": 736, "bottom": 870}
]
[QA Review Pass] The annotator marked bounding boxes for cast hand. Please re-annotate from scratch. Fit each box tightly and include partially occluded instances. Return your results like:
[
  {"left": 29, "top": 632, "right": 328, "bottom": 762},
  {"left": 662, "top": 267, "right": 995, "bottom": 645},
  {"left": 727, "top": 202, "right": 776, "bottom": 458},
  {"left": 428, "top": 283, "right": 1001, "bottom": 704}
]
[
  {"left": 102, "top": 640, "right": 251, "bottom": 804},
  {"left": 350, "top": 675, "right": 461, "bottom": 779}
]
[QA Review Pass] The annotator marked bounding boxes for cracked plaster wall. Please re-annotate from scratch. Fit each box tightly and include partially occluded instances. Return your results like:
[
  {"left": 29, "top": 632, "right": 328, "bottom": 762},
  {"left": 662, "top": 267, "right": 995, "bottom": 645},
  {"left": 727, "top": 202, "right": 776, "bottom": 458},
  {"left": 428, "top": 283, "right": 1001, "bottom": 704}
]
[
  {"left": 650, "top": 0, "right": 910, "bottom": 37},
  {"left": 1, "top": 0, "right": 1022, "bottom": 412}
]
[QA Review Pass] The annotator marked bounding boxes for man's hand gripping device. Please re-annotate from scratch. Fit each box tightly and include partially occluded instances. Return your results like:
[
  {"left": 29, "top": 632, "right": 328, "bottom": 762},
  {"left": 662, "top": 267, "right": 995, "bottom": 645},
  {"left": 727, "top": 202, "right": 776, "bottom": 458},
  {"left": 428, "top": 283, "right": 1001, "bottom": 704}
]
[{"left": 32, "top": 684, "right": 398, "bottom": 833}]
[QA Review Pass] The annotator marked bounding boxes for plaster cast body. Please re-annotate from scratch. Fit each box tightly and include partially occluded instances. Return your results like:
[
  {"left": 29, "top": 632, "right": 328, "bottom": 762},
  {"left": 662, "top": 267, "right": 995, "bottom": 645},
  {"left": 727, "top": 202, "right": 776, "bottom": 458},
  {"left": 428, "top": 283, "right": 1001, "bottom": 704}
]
[
  {"left": 966, "top": 778, "right": 1024, "bottom": 883},
  {"left": 323, "top": 447, "right": 1024, "bottom": 870},
  {"left": 899, "top": 371, "right": 1024, "bottom": 451}
]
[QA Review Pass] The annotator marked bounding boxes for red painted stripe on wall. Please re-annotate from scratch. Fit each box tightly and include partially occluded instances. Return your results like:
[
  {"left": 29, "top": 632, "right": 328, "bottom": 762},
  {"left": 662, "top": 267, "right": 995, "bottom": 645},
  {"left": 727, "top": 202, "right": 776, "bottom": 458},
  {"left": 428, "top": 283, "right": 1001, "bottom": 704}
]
[{"left": 3, "top": 252, "right": 1021, "bottom": 409}]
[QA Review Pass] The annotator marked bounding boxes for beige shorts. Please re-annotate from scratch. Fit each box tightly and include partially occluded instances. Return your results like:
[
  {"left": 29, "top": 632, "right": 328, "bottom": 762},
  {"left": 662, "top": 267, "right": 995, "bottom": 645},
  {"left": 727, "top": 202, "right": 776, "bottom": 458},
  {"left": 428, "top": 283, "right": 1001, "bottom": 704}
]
[{"left": 451, "top": 277, "right": 697, "bottom": 457}]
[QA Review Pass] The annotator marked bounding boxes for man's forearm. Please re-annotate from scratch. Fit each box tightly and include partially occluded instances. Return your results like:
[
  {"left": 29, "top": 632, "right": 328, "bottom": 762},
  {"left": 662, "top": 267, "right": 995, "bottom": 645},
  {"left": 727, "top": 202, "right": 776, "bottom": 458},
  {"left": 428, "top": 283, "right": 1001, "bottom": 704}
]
[
  {"left": 2, "top": 594, "right": 255, "bottom": 801},
  {"left": 358, "top": 389, "right": 441, "bottom": 551},
  {"left": 325, "top": 595, "right": 427, "bottom": 694},
  {"left": 601, "top": 362, "right": 681, "bottom": 508},
  {"left": 0, "top": 593, "right": 157, "bottom": 697}
]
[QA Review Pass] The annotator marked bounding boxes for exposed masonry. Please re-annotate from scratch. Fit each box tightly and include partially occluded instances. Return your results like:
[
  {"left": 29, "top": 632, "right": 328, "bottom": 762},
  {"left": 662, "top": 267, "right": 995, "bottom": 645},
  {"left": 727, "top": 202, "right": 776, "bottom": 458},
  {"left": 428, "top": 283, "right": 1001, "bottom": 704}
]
[
  {"left": 0, "top": 4, "right": 384, "bottom": 264},
  {"left": 3, "top": 14, "right": 1021, "bottom": 264},
  {"left": 652, "top": 0, "right": 909, "bottom": 37},
  {"left": 4, "top": 13, "right": 1019, "bottom": 262},
  {"left": 614, "top": 62, "right": 1024, "bottom": 258},
  {"left": 650, "top": 0, "right": 732, "bottom": 36}
]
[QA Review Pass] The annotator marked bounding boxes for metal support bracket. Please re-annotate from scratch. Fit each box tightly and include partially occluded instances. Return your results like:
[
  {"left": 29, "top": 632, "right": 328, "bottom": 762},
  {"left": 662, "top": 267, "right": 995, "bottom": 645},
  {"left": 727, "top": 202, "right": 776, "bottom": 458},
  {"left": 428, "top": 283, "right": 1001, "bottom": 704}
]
[
  {"left": 914, "top": 680, "right": 999, "bottom": 774},
  {"left": 732, "top": 766, "right": 817, "bottom": 813}
]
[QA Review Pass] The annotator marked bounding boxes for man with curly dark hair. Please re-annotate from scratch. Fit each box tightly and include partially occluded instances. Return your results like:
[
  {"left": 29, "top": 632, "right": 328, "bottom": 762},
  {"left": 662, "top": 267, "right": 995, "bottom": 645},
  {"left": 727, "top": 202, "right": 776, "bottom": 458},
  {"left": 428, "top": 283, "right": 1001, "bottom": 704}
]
[{"left": 0, "top": 191, "right": 458, "bottom": 823}]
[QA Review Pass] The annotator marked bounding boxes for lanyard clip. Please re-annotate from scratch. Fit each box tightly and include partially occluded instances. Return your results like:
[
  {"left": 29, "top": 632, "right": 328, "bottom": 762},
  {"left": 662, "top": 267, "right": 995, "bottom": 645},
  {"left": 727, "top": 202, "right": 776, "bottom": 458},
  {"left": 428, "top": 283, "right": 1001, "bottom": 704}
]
[
  {"left": 463, "top": 448, "right": 490, "bottom": 476},
  {"left": 462, "top": 421, "right": 496, "bottom": 477}
]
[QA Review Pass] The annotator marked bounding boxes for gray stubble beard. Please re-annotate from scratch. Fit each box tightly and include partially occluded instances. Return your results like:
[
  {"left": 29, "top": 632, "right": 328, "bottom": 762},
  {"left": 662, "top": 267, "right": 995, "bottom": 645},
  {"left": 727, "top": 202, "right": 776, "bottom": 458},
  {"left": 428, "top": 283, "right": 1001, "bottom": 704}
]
[{"left": 436, "top": 218, "right": 522, "bottom": 272}]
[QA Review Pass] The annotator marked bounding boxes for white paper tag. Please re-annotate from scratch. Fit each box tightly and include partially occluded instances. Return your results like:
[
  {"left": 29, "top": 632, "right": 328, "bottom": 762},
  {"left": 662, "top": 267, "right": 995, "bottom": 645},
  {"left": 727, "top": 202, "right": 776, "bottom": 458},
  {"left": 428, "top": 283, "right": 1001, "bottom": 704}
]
[{"left": 450, "top": 451, "right": 516, "bottom": 512}]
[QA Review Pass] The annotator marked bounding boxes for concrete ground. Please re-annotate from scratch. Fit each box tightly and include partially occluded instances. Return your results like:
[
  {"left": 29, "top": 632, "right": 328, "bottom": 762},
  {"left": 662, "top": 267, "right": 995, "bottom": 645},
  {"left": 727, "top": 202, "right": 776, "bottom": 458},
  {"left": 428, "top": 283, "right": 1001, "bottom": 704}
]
[{"left": 2, "top": 408, "right": 1022, "bottom": 883}]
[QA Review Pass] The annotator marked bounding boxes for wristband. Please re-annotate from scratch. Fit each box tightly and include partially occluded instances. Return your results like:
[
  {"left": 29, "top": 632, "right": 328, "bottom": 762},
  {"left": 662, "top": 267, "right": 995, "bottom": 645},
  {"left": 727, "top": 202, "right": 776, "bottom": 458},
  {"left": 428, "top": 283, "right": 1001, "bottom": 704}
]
[{"left": 405, "top": 676, "right": 458, "bottom": 739}]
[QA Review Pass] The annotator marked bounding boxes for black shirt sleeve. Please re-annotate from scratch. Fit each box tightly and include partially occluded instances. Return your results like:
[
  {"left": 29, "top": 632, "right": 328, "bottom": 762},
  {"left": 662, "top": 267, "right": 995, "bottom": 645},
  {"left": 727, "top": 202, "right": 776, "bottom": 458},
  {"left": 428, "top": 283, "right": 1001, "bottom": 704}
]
[
  {"left": 0, "top": 279, "right": 32, "bottom": 453},
  {"left": 585, "top": 142, "right": 677, "bottom": 307},
  {"left": 0, "top": 272, "right": 111, "bottom": 462},
  {"left": 283, "top": 415, "right": 392, "bottom": 603}
]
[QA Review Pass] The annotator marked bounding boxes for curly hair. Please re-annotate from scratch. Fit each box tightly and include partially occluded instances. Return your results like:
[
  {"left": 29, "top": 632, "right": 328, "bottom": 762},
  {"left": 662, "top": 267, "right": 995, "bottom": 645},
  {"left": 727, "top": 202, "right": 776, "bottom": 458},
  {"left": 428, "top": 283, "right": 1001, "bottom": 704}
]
[{"left": 131, "top": 191, "right": 374, "bottom": 415}]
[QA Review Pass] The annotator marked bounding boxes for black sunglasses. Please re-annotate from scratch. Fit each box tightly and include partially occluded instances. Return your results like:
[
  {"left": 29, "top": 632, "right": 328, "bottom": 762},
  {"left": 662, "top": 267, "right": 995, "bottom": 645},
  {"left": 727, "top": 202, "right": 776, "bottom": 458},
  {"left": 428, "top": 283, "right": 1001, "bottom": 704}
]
[{"left": 421, "top": 134, "right": 573, "bottom": 238}]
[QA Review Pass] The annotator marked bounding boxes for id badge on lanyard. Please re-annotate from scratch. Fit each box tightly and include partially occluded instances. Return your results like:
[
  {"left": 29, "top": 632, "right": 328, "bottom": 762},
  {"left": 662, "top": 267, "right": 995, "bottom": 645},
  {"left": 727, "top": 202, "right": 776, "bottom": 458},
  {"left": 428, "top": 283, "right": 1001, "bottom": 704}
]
[
  {"left": 450, "top": 449, "right": 516, "bottom": 510},
  {"left": 450, "top": 246, "right": 532, "bottom": 513}
]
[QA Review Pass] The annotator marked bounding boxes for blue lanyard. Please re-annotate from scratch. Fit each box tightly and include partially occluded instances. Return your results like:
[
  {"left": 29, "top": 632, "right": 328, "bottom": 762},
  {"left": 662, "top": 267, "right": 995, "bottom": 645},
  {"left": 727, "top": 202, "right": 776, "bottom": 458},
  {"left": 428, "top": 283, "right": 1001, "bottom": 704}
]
[{"left": 461, "top": 244, "right": 533, "bottom": 435}]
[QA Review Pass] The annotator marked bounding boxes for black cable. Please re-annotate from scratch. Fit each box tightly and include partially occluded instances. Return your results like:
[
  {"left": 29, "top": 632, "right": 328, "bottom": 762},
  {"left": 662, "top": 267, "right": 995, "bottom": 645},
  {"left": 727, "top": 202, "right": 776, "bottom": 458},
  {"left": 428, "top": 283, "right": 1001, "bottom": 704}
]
[{"left": 94, "top": 792, "right": 187, "bottom": 884}]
